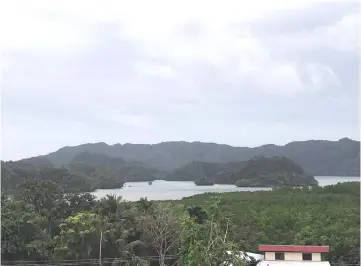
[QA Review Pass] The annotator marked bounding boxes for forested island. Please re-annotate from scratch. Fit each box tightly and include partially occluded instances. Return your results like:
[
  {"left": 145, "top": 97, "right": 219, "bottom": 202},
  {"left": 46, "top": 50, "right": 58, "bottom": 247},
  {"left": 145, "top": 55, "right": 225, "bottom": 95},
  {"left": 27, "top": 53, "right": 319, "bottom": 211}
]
[
  {"left": 234, "top": 156, "right": 318, "bottom": 187},
  {"left": 2, "top": 181, "right": 359, "bottom": 265},
  {"left": 2, "top": 154, "right": 318, "bottom": 191},
  {"left": 194, "top": 177, "right": 215, "bottom": 186}
]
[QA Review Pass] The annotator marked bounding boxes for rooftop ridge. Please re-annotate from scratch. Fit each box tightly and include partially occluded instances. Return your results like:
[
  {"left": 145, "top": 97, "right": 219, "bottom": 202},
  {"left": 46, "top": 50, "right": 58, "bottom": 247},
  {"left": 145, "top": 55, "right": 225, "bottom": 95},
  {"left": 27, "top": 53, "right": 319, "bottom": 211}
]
[{"left": 259, "top": 245, "right": 329, "bottom": 253}]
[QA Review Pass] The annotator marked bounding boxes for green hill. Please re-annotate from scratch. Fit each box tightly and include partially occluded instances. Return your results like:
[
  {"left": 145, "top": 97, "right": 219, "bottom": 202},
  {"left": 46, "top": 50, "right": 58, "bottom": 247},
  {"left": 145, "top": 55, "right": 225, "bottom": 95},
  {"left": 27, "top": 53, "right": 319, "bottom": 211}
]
[
  {"left": 1, "top": 160, "right": 94, "bottom": 192},
  {"left": 2, "top": 152, "right": 162, "bottom": 193},
  {"left": 164, "top": 156, "right": 317, "bottom": 187},
  {"left": 234, "top": 156, "right": 318, "bottom": 187}
]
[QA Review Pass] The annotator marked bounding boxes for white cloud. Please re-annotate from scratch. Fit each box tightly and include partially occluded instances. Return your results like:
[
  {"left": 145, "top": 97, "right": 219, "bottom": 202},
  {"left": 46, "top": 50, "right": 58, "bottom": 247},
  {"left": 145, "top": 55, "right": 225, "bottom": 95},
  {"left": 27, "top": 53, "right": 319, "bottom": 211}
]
[
  {"left": 0, "top": 0, "right": 359, "bottom": 160},
  {"left": 0, "top": 1, "right": 93, "bottom": 52},
  {"left": 133, "top": 62, "right": 176, "bottom": 79}
]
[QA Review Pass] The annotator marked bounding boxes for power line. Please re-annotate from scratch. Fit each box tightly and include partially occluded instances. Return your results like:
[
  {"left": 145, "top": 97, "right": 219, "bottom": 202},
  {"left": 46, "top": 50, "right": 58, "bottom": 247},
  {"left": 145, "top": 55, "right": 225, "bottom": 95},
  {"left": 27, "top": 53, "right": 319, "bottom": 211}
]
[
  {"left": 2, "top": 259, "right": 360, "bottom": 266},
  {"left": 2, "top": 255, "right": 180, "bottom": 265}
]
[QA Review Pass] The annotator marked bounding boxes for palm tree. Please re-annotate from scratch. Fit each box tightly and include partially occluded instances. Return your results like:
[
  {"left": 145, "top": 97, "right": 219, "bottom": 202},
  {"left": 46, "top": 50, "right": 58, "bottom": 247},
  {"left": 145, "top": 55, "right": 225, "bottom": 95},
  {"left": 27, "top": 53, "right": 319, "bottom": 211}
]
[
  {"left": 97, "top": 194, "right": 123, "bottom": 220},
  {"left": 138, "top": 197, "right": 154, "bottom": 214}
]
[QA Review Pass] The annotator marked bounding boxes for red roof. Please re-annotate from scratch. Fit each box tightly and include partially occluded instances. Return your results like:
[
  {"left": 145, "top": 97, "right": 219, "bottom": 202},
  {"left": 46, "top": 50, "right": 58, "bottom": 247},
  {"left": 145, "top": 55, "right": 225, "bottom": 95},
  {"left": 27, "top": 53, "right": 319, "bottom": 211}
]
[{"left": 259, "top": 245, "right": 329, "bottom": 253}]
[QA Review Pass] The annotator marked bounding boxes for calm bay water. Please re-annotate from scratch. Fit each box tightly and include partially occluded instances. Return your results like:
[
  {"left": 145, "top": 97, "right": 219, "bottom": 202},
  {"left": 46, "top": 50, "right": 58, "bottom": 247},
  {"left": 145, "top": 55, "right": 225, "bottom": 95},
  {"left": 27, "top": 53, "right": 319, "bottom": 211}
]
[{"left": 91, "top": 176, "right": 360, "bottom": 201}]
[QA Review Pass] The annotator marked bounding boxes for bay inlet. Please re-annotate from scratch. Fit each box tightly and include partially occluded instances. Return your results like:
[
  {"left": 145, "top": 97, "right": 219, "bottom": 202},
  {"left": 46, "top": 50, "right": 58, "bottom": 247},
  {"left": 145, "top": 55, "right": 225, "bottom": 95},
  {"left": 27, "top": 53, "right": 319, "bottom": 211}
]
[{"left": 91, "top": 176, "right": 360, "bottom": 201}]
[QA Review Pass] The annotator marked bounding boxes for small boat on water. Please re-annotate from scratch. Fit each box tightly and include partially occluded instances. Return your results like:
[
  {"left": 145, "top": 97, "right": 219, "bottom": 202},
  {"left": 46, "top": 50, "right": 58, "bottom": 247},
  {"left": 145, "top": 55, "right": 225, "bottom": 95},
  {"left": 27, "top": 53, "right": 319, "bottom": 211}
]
[{"left": 148, "top": 181, "right": 153, "bottom": 185}]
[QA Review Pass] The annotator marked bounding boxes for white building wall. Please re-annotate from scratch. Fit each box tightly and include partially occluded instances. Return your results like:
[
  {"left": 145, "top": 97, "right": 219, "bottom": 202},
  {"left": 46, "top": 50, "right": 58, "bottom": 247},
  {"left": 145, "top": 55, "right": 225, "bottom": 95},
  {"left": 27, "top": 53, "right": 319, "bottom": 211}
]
[
  {"left": 264, "top": 251, "right": 322, "bottom": 261},
  {"left": 312, "top": 253, "right": 321, "bottom": 261},
  {"left": 284, "top": 252, "right": 302, "bottom": 261},
  {"left": 265, "top": 252, "right": 275, "bottom": 260}
]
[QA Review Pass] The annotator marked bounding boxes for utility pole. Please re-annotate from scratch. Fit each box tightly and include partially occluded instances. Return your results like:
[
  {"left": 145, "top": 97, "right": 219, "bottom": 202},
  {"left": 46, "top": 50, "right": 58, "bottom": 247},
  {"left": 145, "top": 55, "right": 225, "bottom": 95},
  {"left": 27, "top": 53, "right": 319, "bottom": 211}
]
[{"left": 99, "top": 230, "right": 103, "bottom": 266}]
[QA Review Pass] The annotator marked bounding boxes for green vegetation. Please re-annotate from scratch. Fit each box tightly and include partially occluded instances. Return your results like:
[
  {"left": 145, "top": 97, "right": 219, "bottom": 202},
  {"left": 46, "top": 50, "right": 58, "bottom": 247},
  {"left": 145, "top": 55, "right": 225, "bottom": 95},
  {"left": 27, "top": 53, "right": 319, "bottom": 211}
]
[
  {"left": 3, "top": 152, "right": 319, "bottom": 192},
  {"left": 179, "top": 182, "right": 360, "bottom": 265},
  {"left": 165, "top": 161, "right": 225, "bottom": 182},
  {"left": 1, "top": 152, "right": 162, "bottom": 193},
  {"left": 234, "top": 156, "right": 318, "bottom": 187},
  {"left": 45, "top": 138, "right": 360, "bottom": 176},
  {"left": 165, "top": 161, "right": 247, "bottom": 184},
  {"left": 168, "top": 156, "right": 317, "bottom": 187},
  {"left": 1, "top": 180, "right": 243, "bottom": 265},
  {"left": 1, "top": 159, "right": 94, "bottom": 192},
  {"left": 2, "top": 181, "right": 359, "bottom": 265}
]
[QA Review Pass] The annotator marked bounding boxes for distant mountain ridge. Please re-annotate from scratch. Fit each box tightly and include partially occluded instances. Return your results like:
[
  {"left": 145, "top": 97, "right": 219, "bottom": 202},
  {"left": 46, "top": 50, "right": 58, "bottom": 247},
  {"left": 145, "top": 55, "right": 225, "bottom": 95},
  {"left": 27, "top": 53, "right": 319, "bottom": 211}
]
[{"left": 41, "top": 138, "right": 360, "bottom": 176}]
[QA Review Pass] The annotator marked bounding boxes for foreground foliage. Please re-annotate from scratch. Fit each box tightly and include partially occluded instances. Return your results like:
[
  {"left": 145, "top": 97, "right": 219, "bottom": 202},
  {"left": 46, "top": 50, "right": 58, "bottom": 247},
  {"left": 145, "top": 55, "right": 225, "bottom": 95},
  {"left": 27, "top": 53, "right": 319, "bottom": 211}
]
[
  {"left": 180, "top": 182, "right": 360, "bottom": 264},
  {"left": 1, "top": 181, "right": 359, "bottom": 265}
]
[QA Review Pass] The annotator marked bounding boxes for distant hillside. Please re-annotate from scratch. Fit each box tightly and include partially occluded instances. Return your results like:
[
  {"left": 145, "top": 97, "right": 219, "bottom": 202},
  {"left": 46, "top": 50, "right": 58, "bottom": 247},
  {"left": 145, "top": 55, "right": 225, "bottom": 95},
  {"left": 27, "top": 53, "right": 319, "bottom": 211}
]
[
  {"left": 165, "top": 161, "right": 226, "bottom": 181},
  {"left": 164, "top": 161, "right": 247, "bottom": 184},
  {"left": 213, "top": 161, "right": 248, "bottom": 184},
  {"left": 69, "top": 151, "right": 161, "bottom": 183},
  {"left": 164, "top": 156, "right": 317, "bottom": 187},
  {"left": 44, "top": 138, "right": 360, "bottom": 176},
  {"left": 234, "top": 156, "right": 318, "bottom": 187},
  {"left": 2, "top": 152, "right": 162, "bottom": 193},
  {"left": 1, "top": 159, "right": 94, "bottom": 192},
  {"left": 70, "top": 151, "right": 129, "bottom": 169}
]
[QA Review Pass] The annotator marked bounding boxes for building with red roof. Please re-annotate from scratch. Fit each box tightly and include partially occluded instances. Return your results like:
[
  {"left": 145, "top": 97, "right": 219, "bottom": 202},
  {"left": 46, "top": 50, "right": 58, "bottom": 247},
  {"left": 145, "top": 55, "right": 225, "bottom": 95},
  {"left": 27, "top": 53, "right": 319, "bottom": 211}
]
[{"left": 256, "top": 245, "right": 331, "bottom": 266}]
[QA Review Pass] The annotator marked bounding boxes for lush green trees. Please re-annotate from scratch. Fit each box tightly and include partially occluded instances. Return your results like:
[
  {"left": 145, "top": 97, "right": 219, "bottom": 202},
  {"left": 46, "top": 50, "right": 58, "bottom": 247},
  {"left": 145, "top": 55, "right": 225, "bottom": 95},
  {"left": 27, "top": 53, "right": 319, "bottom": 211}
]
[
  {"left": 180, "top": 182, "right": 360, "bottom": 264},
  {"left": 1, "top": 181, "right": 359, "bottom": 265},
  {"left": 1, "top": 198, "right": 53, "bottom": 261},
  {"left": 54, "top": 212, "right": 101, "bottom": 260},
  {"left": 179, "top": 198, "right": 245, "bottom": 266}
]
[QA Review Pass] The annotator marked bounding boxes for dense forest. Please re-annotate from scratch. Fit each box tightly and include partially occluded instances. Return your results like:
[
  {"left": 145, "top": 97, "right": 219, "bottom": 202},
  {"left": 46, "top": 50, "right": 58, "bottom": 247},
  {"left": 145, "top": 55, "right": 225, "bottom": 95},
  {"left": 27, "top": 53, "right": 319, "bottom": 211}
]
[
  {"left": 2, "top": 181, "right": 359, "bottom": 265},
  {"left": 43, "top": 138, "right": 360, "bottom": 176}
]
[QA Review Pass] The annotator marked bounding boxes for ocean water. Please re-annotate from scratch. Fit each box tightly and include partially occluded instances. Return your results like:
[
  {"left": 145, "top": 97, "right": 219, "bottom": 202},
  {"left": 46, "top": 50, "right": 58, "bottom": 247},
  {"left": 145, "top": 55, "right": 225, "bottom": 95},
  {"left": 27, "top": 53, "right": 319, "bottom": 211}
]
[{"left": 91, "top": 176, "right": 360, "bottom": 201}]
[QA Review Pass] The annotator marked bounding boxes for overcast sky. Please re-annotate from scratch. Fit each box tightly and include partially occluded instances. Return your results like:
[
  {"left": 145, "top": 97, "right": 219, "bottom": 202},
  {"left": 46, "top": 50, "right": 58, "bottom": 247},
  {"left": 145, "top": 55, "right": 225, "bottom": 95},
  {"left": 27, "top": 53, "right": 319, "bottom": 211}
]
[{"left": 1, "top": 0, "right": 360, "bottom": 160}]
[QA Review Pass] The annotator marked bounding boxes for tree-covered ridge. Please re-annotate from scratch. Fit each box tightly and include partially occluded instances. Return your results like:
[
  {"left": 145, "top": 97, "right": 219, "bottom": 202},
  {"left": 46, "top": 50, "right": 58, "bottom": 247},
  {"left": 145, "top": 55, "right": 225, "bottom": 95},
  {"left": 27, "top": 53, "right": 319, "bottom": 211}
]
[
  {"left": 1, "top": 160, "right": 94, "bottom": 192},
  {"left": 1, "top": 152, "right": 162, "bottom": 193},
  {"left": 69, "top": 151, "right": 162, "bottom": 183},
  {"left": 166, "top": 156, "right": 317, "bottom": 187},
  {"left": 44, "top": 137, "right": 360, "bottom": 176},
  {"left": 1, "top": 181, "right": 359, "bottom": 265},
  {"left": 234, "top": 156, "right": 318, "bottom": 187},
  {"left": 164, "top": 161, "right": 248, "bottom": 184},
  {"left": 165, "top": 161, "right": 226, "bottom": 181}
]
